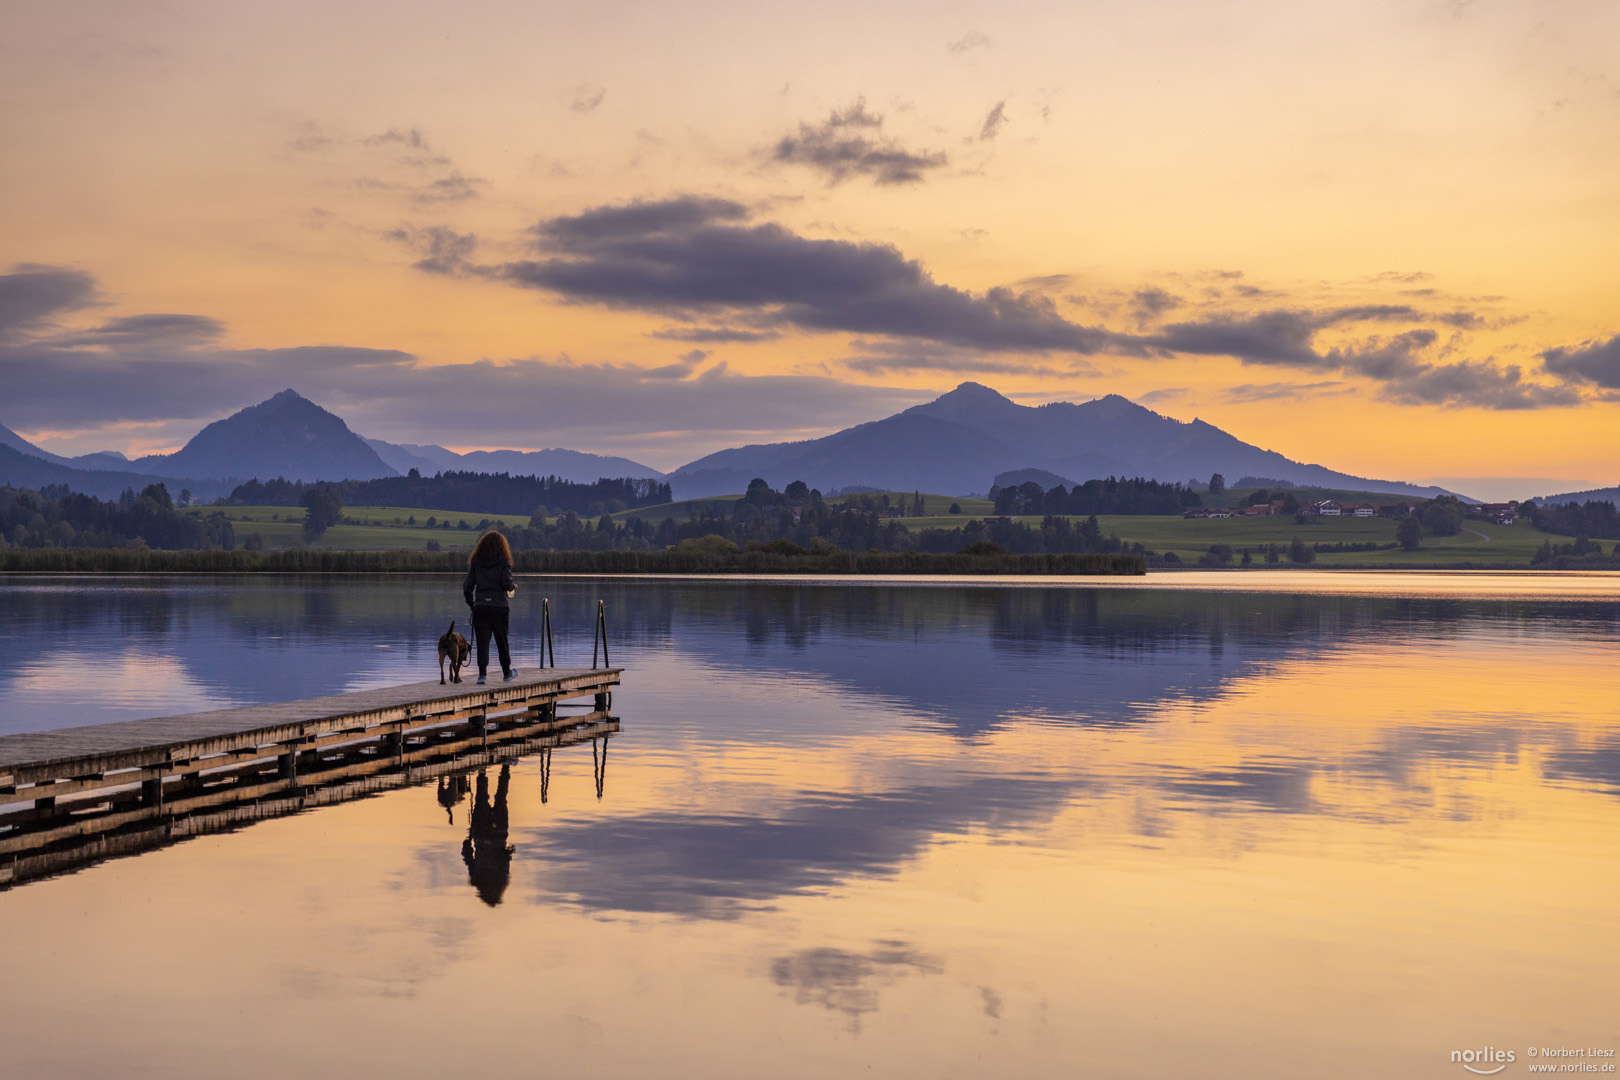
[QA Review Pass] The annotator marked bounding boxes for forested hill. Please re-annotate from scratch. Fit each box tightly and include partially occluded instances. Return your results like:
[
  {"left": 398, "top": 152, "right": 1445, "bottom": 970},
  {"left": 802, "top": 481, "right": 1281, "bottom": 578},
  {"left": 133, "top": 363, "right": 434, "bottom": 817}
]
[{"left": 223, "top": 472, "right": 672, "bottom": 515}]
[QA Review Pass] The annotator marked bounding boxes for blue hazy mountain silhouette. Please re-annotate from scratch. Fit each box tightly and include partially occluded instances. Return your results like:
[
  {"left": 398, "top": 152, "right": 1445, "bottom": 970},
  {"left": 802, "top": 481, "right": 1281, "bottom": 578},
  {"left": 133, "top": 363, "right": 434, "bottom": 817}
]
[
  {"left": 366, "top": 438, "right": 666, "bottom": 483},
  {"left": 1535, "top": 484, "right": 1620, "bottom": 505},
  {"left": 124, "top": 389, "right": 397, "bottom": 483},
  {"left": 0, "top": 441, "right": 235, "bottom": 500},
  {"left": 669, "top": 381, "right": 1457, "bottom": 499},
  {"left": 7, "top": 382, "right": 1465, "bottom": 499}
]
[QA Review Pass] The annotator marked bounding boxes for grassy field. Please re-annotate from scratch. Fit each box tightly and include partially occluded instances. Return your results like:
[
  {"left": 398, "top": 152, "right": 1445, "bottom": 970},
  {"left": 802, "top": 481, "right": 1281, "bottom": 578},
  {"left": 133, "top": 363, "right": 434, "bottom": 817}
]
[
  {"left": 198, "top": 499, "right": 1550, "bottom": 567},
  {"left": 612, "top": 491, "right": 995, "bottom": 524},
  {"left": 1203, "top": 484, "right": 1435, "bottom": 510},
  {"left": 609, "top": 497, "right": 746, "bottom": 524},
  {"left": 890, "top": 511, "right": 1543, "bottom": 567},
  {"left": 822, "top": 491, "right": 996, "bottom": 516},
  {"left": 193, "top": 505, "right": 531, "bottom": 551}
]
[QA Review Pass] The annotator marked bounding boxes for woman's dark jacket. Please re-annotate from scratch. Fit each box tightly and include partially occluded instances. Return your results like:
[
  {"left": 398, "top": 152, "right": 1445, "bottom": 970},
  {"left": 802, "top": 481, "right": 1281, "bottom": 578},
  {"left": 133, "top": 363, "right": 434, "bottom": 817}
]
[{"left": 463, "top": 552, "right": 515, "bottom": 609}]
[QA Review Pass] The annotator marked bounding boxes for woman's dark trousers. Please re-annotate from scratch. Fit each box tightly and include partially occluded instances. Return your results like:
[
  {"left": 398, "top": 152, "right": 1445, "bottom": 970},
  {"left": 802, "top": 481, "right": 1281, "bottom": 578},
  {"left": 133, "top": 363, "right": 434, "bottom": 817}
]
[{"left": 471, "top": 606, "right": 512, "bottom": 675}]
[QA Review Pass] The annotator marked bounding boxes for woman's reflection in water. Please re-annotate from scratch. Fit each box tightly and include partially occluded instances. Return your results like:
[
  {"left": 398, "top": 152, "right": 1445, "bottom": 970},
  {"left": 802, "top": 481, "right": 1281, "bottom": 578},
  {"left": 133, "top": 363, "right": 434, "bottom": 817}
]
[
  {"left": 461, "top": 764, "right": 513, "bottom": 906},
  {"left": 436, "top": 774, "right": 470, "bottom": 824}
]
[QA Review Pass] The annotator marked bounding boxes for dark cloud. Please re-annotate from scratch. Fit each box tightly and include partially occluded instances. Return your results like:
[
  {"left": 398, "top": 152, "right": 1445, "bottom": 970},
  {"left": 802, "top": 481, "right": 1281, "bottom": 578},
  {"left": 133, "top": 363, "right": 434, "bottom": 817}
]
[
  {"left": 1375, "top": 358, "right": 1583, "bottom": 409},
  {"left": 772, "top": 99, "right": 948, "bottom": 185},
  {"left": 452, "top": 203, "right": 1592, "bottom": 409},
  {"left": 1130, "top": 287, "right": 1183, "bottom": 324},
  {"left": 0, "top": 339, "right": 923, "bottom": 453},
  {"left": 1152, "top": 306, "right": 1583, "bottom": 409},
  {"left": 1015, "top": 273, "right": 1071, "bottom": 291},
  {"left": 387, "top": 225, "right": 479, "bottom": 274},
  {"left": 649, "top": 325, "right": 781, "bottom": 344},
  {"left": 1542, "top": 334, "right": 1620, "bottom": 389},
  {"left": 76, "top": 313, "right": 224, "bottom": 347},
  {"left": 1222, "top": 380, "right": 1345, "bottom": 403},
  {"left": 496, "top": 197, "right": 1118, "bottom": 355},
  {"left": 1152, "top": 310, "right": 1324, "bottom": 367},
  {"left": 947, "top": 30, "right": 992, "bottom": 53},
  {"left": 1323, "top": 331, "right": 1581, "bottom": 408},
  {"left": 0, "top": 276, "right": 927, "bottom": 458},
  {"left": 0, "top": 265, "right": 98, "bottom": 341},
  {"left": 537, "top": 195, "right": 749, "bottom": 249},
  {"left": 640, "top": 352, "right": 705, "bottom": 379},
  {"left": 978, "top": 101, "right": 1007, "bottom": 142}
]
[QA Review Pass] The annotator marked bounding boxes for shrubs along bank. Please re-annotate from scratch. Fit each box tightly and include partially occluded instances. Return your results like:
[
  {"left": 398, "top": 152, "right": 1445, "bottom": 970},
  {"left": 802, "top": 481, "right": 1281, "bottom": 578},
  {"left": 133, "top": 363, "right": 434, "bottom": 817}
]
[
  {"left": 0, "top": 483, "right": 234, "bottom": 551},
  {"left": 224, "top": 473, "right": 671, "bottom": 517},
  {"left": 0, "top": 547, "right": 1144, "bottom": 576}
]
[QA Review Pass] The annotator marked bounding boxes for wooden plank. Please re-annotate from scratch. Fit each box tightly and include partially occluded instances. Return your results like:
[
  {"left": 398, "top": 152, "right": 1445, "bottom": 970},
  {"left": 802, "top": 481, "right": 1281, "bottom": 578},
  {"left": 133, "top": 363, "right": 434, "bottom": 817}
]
[
  {"left": 0, "top": 667, "right": 620, "bottom": 783},
  {"left": 0, "top": 713, "right": 616, "bottom": 854},
  {"left": 0, "top": 719, "right": 618, "bottom": 886},
  {"left": 0, "top": 705, "right": 610, "bottom": 825}
]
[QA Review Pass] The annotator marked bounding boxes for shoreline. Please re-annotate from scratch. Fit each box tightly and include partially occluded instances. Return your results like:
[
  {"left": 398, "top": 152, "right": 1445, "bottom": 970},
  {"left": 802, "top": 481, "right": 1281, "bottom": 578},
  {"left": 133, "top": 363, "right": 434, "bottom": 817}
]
[{"left": 0, "top": 548, "right": 1146, "bottom": 577}]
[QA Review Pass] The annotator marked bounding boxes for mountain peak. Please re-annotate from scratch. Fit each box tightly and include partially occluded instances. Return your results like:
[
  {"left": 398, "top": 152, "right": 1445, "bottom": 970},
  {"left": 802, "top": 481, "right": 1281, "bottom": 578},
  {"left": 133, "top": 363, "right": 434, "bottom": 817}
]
[
  {"left": 904, "top": 381, "right": 1026, "bottom": 427},
  {"left": 937, "top": 381, "right": 1016, "bottom": 406},
  {"left": 132, "top": 390, "right": 398, "bottom": 483}
]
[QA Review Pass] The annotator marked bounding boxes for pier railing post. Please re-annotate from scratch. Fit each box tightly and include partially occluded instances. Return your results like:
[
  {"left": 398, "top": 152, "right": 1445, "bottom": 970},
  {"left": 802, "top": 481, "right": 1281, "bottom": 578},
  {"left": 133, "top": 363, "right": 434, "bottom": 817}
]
[
  {"left": 541, "top": 598, "right": 556, "bottom": 668},
  {"left": 592, "top": 600, "right": 609, "bottom": 669}
]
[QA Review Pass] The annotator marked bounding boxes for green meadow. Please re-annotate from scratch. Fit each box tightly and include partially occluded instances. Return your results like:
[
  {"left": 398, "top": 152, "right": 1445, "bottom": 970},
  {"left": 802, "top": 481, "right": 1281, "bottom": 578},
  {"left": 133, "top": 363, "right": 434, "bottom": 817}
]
[
  {"left": 198, "top": 497, "right": 1553, "bottom": 568},
  {"left": 889, "top": 511, "right": 1540, "bottom": 566},
  {"left": 194, "top": 505, "right": 531, "bottom": 551}
]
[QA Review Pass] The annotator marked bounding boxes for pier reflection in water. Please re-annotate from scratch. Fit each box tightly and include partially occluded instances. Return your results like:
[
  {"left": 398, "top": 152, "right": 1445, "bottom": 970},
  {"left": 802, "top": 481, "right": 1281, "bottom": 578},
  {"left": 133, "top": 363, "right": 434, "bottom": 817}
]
[
  {"left": 0, "top": 704, "right": 614, "bottom": 895},
  {"left": 0, "top": 575, "right": 1617, "bottom": 1079}
]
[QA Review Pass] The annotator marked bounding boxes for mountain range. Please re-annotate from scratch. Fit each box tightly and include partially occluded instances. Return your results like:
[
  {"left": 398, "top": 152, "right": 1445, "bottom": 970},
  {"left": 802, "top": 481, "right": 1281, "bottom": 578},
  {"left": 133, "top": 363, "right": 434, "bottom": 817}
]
[
  {"left": 665, "top": 383, "right": 1461, "bottom": 500},
  {"left": 1534, "top": 485, "right": 1620, "bottom": 505},
  {"left": 0, "top": 390, "right": 663, "bottom": 495},
  {"left": 364, "top": 438, "right": 663, "bottom": 482},
  {"left": 4, "top": 382, "right": 1587, "bottom": 504}
]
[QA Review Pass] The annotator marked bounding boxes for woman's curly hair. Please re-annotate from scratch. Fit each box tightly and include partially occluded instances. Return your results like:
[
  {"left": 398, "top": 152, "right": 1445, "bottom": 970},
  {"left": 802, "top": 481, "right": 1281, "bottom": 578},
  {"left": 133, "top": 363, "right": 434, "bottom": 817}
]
[{"left": 469, "top": 529, "right": 512, "bottom": 566}]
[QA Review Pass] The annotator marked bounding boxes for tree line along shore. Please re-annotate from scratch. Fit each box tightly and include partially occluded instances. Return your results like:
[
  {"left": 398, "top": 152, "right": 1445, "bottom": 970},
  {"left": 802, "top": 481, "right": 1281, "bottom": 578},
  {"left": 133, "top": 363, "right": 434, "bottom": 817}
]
[{"left": 2, "top": 476, "right": 1618, "bottom": 574}]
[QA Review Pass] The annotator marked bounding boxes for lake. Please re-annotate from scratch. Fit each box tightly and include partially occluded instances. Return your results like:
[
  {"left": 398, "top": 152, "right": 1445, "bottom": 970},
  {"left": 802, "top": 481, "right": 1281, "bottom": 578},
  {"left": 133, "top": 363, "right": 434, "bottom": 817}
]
[{"left": 1, "top": 572, "right": 1617, "bottom": 1078}]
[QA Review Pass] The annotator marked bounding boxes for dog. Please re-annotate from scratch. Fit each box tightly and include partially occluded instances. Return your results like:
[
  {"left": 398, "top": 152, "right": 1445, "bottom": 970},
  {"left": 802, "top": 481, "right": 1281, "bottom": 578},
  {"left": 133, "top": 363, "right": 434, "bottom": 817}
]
[{"left": 438, "top": 620, "right": 471, "bottom": 684}]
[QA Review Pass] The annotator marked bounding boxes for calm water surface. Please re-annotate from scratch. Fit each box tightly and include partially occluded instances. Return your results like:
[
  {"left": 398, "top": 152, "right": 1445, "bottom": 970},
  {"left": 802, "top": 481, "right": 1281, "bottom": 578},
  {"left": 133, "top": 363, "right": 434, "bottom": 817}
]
[{"left": 1, "top": 572, "right": 1617, "bottom": 1079}]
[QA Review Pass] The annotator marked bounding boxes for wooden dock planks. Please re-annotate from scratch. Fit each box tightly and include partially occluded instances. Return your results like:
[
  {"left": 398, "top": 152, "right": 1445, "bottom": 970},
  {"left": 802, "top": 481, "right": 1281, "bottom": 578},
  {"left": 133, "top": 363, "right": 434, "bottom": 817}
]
[
  {"left": 0, "top": 711, "right": 619, "bottom": 889},
  {"left": 0, "top": 666, "right": 621, "bottom": 789}
]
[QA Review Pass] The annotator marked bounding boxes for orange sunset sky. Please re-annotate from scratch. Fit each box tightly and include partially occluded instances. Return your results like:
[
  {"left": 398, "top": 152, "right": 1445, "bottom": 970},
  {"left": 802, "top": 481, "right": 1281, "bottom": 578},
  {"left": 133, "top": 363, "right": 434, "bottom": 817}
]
[{"left": 2, "top": 0, "right": 1617, "bottom": 496}]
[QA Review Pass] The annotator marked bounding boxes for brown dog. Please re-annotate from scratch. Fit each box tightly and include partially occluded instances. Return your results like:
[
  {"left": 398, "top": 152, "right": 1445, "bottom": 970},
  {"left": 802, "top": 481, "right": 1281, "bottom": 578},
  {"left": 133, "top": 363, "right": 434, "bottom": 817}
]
[{"left": 438, "top": 620, "right": 471, "bottom": 684}]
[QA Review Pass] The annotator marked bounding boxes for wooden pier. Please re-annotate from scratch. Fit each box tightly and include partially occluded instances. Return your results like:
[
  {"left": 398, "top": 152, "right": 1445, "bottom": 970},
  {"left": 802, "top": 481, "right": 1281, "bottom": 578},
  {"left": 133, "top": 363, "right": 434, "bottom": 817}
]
[{"left": 0, "top": 667, "right": 621, "bottom": 889}]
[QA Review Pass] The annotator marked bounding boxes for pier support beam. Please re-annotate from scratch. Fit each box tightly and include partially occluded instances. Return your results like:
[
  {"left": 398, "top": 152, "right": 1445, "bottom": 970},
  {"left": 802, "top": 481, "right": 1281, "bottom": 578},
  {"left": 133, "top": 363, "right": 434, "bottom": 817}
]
[
  {"left": 278, "top": 752, "right": 298, "bottom": 781},
  {"left": 141, "top": 777, "right": 163, "bottom": 806}
]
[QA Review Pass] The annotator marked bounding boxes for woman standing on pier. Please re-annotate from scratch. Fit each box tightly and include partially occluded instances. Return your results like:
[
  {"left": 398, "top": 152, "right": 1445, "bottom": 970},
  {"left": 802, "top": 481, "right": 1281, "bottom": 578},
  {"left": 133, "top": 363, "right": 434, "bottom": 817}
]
[{"left": 463, "top": 531, "right": 517, "bottom": 684}]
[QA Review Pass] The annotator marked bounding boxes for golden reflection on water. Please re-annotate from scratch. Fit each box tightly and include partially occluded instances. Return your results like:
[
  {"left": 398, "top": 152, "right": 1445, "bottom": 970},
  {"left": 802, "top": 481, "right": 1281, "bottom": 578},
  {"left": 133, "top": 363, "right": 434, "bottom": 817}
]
[
  {"left": 1, "top": 610, "right": 1618, "bottom": 1078},
  {"left": 716, "top": 569, "right": 1620, "bottom": 600}
]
